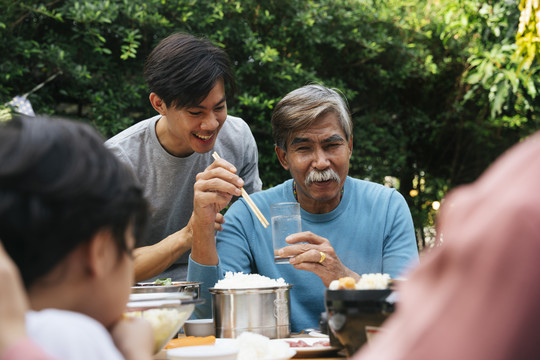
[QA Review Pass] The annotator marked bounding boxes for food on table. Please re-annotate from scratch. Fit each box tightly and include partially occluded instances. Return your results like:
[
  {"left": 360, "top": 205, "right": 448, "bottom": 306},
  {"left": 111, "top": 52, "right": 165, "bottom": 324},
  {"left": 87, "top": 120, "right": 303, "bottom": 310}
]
[
  {"left": 125, "top": 308, "right": 186, "bottom": 353},
  {"left": 338, "top": 276, "right": 356, "bottom": 289},
  {"left": 164, "top": 336, "right": 216, "bottom": 349},
  {"left": 134, "top": 278, "right": 180, "bottom": 286},
  {"left": 154, "top": 278, "right": 173, "bottom": 285},
  {"left": 329, "top": 273, "right": 391, "bottom": 290},
  {"left": 235, "top": 332, "right": 292, "bottom": 360},
  {"left": 286, "top": 339, "right": 331, "bottom": 347},
  {"left": 213, "top": 271, "right": 288, "bottom": 289}
]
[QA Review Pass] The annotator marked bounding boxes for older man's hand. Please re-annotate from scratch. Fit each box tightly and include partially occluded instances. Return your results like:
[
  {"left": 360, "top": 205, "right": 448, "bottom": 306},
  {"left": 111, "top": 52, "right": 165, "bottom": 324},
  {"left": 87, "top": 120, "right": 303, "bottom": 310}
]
[{"left": 278, "top": 231, "right": 360, "bottom": 287}]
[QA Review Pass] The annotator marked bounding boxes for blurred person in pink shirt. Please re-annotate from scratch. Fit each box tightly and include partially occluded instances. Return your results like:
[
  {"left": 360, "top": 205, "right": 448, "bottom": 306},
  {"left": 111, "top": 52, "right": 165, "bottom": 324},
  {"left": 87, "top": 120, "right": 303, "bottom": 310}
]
[
  {"left": 353, "top": 131, "right": 540, "bottom": 360},
  {"left": 0, "top": 240, "right": 54, "bottom": 360}
]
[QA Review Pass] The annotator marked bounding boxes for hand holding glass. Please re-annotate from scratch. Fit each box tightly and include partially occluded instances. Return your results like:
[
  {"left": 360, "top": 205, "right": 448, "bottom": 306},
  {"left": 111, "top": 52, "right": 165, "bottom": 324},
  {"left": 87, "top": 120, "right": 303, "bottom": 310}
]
[{"left": 271, "top": 202, "right": 301, "bottom": 264}]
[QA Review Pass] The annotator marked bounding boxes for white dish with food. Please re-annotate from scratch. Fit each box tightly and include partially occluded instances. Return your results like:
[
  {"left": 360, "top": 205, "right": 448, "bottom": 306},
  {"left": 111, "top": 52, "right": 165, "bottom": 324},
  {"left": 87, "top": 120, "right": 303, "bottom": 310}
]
[
  {"left": 306, "top": 329, "right": 328, "bottom": 338},
  {"left": 277, "top": 337, "right": 341, "bottom": 357},
  {"left": 168, "top": 344, "right": 238, "bottom": 360},
  {"left": 125, "top": 293, "right": 204, "bottom": 354},
  {"left": 168, "top": 337, "right": 295, "bottom": 360}
]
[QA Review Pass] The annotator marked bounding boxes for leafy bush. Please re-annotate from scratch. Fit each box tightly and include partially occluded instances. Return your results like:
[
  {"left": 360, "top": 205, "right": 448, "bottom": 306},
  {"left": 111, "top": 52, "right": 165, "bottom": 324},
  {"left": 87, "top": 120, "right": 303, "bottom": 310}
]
[{"left": 1, "top": 0, "right": 538, "bottom": 248}]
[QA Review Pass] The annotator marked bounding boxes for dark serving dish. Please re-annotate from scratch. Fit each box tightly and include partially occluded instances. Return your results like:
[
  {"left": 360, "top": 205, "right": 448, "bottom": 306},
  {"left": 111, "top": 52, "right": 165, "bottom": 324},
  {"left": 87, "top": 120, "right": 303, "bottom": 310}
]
[{"left": 325, "top": 289, "right": 396, "bottom": 357}]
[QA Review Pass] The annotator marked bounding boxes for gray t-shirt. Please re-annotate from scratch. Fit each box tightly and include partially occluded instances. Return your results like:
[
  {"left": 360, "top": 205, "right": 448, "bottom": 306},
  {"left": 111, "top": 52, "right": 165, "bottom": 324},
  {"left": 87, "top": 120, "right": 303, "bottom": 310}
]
[{"left": 105, "top": 114, "right": 262, "bottom": 281}]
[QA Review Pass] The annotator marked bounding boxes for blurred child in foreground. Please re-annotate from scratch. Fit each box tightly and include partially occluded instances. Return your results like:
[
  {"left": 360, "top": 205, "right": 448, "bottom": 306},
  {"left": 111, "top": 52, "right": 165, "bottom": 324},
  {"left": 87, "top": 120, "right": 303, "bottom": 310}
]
[{"left": 0, "top": 115, "right": 154, "bottom": 360}]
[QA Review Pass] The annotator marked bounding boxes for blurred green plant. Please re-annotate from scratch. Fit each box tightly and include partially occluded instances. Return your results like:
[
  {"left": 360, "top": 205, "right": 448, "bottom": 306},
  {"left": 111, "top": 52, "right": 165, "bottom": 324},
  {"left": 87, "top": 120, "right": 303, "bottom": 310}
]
[
  {"left": 1, "top": 0, "right": 539, "bottom": 250},
  {"left": 515, "top": 0, "right": 540, "bottom": 71}
]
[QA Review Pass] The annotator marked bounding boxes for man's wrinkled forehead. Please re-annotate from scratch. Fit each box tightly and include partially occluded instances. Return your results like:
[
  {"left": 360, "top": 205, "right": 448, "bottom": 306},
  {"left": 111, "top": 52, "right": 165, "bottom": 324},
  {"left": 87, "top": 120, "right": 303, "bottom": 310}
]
[{"left": 289, "top": 133, "right": 346, "bottom": 147}]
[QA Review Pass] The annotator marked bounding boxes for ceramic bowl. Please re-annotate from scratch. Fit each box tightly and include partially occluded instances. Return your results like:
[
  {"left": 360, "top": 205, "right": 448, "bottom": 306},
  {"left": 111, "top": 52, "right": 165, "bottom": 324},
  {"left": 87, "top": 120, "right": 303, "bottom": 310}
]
[{"left": 183, "top": 318, "right": 215, "bottom": 337}]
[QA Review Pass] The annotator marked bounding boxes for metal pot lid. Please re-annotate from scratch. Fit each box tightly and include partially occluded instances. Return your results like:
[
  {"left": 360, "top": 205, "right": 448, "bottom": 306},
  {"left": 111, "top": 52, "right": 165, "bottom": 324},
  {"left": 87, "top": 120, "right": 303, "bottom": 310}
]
[{"left": 208, "top": 284, "right": 292, "bottom": 294}]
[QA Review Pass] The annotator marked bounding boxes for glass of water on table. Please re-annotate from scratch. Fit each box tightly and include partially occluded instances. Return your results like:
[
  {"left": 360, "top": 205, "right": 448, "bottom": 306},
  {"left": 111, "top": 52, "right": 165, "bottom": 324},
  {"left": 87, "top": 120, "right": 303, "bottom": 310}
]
[{"left": 271, "top": 202, "right": 301, "bottom": 264}]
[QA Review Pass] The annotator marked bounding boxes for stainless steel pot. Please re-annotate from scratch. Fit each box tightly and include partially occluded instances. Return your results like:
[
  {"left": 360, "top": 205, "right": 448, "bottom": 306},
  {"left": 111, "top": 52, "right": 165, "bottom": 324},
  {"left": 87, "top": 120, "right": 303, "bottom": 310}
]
[
  {"left": 131, "top": 281, "right": 201, "bottom": 299},
  {"left": 209, "top": 285, "right": 291, "bottom": 339}
]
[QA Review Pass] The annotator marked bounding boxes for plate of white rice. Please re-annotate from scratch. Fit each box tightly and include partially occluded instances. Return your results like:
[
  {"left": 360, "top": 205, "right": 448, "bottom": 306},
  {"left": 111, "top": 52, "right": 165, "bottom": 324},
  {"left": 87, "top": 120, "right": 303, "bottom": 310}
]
[
  {"left": 213, "top": 272, "right": 288, "bottom": 289},
  {"left": 168, "top": 332, "right": 295, "bottom": 360},
  {"left": 212, "top": 332, "right": 295, "bottom": 360}
]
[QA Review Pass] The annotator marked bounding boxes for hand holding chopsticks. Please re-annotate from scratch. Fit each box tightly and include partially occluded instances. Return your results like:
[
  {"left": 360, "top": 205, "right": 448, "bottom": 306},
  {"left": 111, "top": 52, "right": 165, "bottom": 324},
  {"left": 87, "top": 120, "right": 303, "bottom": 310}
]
[{"left": 212, "top": 152, "right": 269, "bottom": 228}]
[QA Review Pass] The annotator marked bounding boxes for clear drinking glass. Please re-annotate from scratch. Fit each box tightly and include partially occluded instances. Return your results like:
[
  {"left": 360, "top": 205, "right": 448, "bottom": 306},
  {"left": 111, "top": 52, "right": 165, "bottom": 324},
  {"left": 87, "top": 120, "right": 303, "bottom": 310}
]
[{"left": 271, "top": 202, "right": 302, "bottom": 264}]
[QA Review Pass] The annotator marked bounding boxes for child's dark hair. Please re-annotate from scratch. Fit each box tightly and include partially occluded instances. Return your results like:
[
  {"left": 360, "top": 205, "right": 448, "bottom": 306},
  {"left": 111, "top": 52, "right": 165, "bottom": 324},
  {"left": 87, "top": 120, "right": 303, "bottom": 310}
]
[{"left": 0, "top": 115, "right": 148, "bottom": 288}]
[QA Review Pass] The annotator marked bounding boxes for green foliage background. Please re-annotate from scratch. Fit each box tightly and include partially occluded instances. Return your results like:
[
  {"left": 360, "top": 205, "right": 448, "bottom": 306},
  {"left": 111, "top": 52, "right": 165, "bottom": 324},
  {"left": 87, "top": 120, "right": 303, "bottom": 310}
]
[{"left": 1, "top": 0, "right": 539, "bottom": 249}]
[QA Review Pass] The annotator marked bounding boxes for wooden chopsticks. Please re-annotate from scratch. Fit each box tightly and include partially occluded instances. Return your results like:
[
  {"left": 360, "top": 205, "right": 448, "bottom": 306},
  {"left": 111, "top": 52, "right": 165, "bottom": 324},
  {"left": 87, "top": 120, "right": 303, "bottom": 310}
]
[{"left": 212, "top": 152, "right": 269, "bottom": 228}]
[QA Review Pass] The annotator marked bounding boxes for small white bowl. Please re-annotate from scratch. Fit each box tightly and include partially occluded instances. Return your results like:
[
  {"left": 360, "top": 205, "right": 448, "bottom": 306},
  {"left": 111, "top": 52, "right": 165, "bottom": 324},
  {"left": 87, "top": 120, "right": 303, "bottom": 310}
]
[
  {"left": 168, "top": 344, "right": 238, "bottom": 360},
  {"left": 183, "top": 319, "right": 215, "bottom": 337}
]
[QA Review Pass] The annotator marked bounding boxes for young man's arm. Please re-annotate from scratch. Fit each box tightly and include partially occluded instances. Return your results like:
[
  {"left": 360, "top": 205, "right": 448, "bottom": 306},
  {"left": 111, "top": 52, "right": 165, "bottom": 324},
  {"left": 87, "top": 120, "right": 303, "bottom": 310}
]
[
  {"left": 132, "top": 223, "right": 194, "bottom": 283},
  {"left": 190, "top": 158, "right": 243, "bottom": 266}
]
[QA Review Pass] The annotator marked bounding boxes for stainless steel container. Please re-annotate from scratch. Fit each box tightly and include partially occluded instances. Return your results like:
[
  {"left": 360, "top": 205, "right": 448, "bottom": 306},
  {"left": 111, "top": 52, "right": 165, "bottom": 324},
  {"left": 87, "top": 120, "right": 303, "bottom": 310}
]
[
  {"left": 209, "top": 285, "right": 291, "bottom": 339},
  {"left": 131, "top": 281, "right": 201, "bottom": 299}
]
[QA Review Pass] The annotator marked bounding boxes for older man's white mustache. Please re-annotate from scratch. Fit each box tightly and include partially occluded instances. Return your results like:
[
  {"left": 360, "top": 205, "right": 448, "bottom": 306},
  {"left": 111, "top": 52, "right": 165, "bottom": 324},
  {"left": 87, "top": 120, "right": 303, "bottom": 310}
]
[{"left": 305, "top": 169, "right": 341, "bottom": 186}]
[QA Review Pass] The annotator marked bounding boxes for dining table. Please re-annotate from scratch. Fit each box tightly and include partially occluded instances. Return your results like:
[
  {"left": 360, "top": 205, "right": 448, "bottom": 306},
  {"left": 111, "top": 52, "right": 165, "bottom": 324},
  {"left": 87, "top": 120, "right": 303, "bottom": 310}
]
[{"left": 164, "top": 333, "right": 348, "bottom": 359}]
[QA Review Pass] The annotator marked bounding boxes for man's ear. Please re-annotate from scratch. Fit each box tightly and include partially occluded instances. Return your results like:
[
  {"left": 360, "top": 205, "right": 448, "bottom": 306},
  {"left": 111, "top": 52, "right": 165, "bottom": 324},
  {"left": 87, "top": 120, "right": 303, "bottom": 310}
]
[
  {"left": 149, "top": 93, "right": 167, "bottom": 115},
  {"left": 275, "top": 145, "right": 289, "bottom": 171},
  {"left": 86, "top": 229, "right": 114, "bottom": 278},
  {"left": 348, "top": 135, "right": 353, "bottom": 159}
]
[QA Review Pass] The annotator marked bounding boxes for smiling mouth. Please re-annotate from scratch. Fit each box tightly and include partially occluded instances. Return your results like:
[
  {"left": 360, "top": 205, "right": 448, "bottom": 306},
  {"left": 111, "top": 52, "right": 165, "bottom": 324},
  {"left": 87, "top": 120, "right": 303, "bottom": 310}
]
[
  {"left": 194, "top": 133, "right": 214, "bottom": 141},
  {"left": 311, "top": 180, "right": 334, "bottom": 186}
]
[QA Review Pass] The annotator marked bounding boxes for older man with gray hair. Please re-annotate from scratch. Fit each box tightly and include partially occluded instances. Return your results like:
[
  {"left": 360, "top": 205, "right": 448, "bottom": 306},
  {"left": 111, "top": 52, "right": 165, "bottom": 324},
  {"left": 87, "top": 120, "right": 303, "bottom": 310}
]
[{"left": 187, "top": 84, "right": 419, "bottom": 332}]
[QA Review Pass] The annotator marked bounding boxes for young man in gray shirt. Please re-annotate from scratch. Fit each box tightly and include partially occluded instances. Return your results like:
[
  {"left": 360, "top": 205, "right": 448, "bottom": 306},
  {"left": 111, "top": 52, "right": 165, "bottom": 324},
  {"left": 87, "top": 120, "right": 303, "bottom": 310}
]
[{"left": 106, "top": 33, "right": 262, "bottom": 282}]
